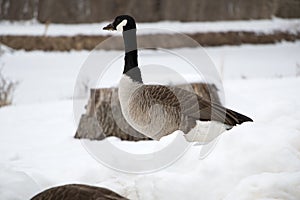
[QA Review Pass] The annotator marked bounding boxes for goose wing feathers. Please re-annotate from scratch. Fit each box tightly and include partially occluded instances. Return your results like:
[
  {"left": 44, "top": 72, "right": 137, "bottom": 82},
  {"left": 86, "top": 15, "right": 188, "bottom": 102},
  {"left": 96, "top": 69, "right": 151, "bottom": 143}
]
[{"left": 129, "top": 85, "right": 252, "bottom": 127}]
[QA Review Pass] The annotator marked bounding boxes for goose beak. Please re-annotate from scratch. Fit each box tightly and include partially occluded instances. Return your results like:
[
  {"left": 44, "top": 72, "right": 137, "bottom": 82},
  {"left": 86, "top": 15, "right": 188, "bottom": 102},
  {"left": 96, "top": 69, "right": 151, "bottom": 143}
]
[{"left": 103, "top": 23, "right": 115, "bottom": 31}]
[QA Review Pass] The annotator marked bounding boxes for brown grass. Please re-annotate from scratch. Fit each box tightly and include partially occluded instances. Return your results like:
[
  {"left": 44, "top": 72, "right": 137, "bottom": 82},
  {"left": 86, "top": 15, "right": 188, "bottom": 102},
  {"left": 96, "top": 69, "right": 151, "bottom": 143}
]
[
  {"left": 0, "top": 69, "right": 18, "bottom": 107},
  {"left": 0, "top": 31, "right": 299, "bottom": 51}
]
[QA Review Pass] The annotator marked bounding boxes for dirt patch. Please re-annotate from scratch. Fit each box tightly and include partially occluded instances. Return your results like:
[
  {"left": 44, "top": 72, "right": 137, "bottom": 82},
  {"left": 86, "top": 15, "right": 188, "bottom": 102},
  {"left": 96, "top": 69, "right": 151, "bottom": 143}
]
[{"left": 0, "top": 31, "right": 299, "bottom": 51}]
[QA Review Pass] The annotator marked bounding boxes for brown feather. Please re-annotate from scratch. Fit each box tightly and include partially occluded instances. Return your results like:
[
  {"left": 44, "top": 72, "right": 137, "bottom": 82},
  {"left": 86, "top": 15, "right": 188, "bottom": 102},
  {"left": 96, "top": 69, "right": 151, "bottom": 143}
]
[
  {"left": 31, "top": 184, "right": 128, "bottom": 200},
  {"left": 128, "top": 84, "right": 252, "bottom": 137}
]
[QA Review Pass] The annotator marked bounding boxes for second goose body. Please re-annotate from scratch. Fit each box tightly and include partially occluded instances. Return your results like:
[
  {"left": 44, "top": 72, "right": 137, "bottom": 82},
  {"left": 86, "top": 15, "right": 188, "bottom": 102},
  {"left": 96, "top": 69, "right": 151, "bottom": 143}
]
[{"left": 103, "top": 15, "right": 252, "bottom": 143}]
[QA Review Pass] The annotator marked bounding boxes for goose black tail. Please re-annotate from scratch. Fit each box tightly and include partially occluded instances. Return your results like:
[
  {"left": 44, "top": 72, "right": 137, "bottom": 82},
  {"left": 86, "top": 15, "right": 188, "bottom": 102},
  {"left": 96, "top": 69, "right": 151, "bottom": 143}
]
[{"left": 225, "top": 109, "right": 253, "bottom": 126}]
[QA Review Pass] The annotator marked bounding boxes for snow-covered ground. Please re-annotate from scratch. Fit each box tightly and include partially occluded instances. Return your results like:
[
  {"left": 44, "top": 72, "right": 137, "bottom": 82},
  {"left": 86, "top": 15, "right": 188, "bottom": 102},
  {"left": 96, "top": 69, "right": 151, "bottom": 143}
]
[
  {"left": 0, "top": 18, "right": 300, "bottom": 36},
  {"left": 0, "top": 41, "right": 300, "bottom": 199},
  {"left": 1, "top": 42, "right": 299, "bottom": 104}
]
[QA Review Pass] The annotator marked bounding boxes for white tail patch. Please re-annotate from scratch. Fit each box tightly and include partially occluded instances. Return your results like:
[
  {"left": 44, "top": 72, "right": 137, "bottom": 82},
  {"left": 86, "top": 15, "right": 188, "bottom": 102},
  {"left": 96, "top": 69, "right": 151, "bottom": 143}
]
[
  {"left": 184, "top": 121, "right": 230, "bottom": 144},
  {"left": 116, "top": 19, "right": 128, "bottom": 32}
]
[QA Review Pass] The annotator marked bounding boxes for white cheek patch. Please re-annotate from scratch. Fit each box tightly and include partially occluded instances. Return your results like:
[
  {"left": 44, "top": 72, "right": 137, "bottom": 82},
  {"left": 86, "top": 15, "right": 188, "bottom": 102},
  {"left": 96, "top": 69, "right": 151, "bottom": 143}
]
[{"left": 116, "top": 19, "right": 127, "bottom": 32}]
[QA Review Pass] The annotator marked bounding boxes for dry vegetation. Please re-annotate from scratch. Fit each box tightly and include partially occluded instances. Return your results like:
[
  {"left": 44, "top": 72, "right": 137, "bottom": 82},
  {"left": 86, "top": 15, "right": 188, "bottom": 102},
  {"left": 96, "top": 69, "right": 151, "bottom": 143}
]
[{"left": 0, "top": 69, "right": 18, "bottom": 107}]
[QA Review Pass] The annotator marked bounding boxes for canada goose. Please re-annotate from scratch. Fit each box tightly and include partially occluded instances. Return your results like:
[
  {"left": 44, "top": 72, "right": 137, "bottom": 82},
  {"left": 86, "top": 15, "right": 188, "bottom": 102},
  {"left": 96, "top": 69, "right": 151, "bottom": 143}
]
[
  {"left": 31, "top": 184, "right": 128, "bottom": 200},
  {"left": 103, "top": 15, "right": 252, "bottom": 143}
]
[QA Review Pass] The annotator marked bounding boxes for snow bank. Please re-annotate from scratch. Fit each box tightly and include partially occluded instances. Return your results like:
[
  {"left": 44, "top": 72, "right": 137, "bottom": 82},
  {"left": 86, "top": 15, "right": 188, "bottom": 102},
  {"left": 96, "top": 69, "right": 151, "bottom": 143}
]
[
  {"left": 0, "top": 77, "right": 299, "bottom": 199},
  {"left": 0, "top": 42, "right": 299, "bottom": 105},
  {"left": 0, "top": 18, "right": 299, "bottom": 36},
  {"left": 0, "top": 164, "right": 40, "bottom": 200},
  {"left": 0, "top": 42, "right": 299, "bottom": 199}
]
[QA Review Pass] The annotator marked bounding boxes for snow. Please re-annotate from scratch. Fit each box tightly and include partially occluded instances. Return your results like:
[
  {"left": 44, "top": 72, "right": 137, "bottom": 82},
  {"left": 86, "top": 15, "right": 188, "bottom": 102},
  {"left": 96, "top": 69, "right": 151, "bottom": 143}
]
[
  {"left": 0, "top": 18, "right": 299, "bottom": 36},
  {"left": 1, "top": 42, "right": 299, "bottom": 105},
  {"left": 0, "top": 41, "right": 300, "bottom": 199}
]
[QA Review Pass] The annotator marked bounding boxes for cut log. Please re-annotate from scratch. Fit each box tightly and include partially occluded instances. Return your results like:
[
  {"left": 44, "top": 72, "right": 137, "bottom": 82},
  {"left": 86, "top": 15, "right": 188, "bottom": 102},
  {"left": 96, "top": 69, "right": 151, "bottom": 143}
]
[{"left": 75, "top": 83, "right": 220, "bottom": 141}]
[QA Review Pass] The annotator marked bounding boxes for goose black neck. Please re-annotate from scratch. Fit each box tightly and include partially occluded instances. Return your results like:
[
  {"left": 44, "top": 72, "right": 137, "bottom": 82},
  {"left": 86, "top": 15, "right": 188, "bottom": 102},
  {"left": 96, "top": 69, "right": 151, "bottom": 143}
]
[{"left": 122, "top": 29, "right": 142, "bottom": 83}]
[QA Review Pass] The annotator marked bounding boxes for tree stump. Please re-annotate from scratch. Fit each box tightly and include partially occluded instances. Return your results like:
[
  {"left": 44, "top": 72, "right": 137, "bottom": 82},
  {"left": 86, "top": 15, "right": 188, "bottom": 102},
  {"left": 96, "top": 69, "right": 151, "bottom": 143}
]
[{"left": 74, "top": 83, "right": 220, "bottom": 141}]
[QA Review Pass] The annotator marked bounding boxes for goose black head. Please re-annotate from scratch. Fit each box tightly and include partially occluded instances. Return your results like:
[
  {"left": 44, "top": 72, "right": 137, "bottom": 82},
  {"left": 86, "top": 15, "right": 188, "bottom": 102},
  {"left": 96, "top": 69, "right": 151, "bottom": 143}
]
[{"left": 103, "top": 15, "right": 136, "bottom": 32}]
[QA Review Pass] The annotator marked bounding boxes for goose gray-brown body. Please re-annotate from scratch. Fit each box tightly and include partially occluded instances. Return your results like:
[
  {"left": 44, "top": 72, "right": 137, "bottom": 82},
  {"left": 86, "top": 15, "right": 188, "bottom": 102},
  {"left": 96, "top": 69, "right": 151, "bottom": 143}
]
[
  {"left": 104, "top": 15, "right": 253, "bottom": 143},
  {"left": 119, "top": 74, "right": 252, "bottom": 142},
  {"left": 31, "top": 184, "right": 128, "bottom": 200}
]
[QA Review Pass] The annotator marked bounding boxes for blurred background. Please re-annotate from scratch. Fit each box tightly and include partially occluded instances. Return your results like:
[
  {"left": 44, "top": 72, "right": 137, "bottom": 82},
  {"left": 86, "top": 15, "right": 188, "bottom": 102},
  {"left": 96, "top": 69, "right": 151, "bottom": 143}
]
[
  {"left": 0, "top": 1, "right": 300, "bottom": 200},
  {"left": 1, "top": 0, "right": 300, "bottom": 51},
  {"left": 1, "top": 0, "right": 300, "bottom": 22}
]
